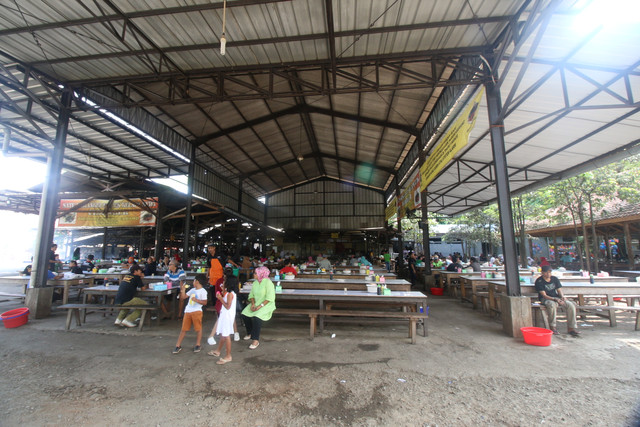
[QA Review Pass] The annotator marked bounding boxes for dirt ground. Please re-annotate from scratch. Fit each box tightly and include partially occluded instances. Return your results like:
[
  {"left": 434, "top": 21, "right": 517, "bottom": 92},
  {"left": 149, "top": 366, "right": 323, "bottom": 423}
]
[{"left": 0, "top": 286, "right": 639, "bottom": 427}]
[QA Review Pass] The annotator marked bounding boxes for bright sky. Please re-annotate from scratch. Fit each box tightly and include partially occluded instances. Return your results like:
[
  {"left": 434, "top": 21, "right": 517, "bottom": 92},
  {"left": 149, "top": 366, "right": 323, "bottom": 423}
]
[
  {"left": 0, "top": 155, "right": 46, "bottom": 273},
  {"left": 0, "top": 155, "right": 48, "bottom": 192}
]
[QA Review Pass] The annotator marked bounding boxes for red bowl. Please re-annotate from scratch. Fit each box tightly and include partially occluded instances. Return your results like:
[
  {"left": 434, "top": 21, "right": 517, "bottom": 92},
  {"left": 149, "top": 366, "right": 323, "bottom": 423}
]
[{"left": 430, "top": 287, "right": 444, "bottom": 296}]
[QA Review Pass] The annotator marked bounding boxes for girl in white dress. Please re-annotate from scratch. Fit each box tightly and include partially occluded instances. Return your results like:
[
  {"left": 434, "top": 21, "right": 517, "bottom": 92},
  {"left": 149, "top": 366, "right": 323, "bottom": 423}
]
[{"left": 209, "top": 275, "right": 237, "bottom": 364}]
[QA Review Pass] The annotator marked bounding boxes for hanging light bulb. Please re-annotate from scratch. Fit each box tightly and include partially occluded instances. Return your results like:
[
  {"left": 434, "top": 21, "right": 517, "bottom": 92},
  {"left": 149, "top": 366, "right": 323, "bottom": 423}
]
[{"left": 220, "top": 0, "right": 227, "bottom": 56}]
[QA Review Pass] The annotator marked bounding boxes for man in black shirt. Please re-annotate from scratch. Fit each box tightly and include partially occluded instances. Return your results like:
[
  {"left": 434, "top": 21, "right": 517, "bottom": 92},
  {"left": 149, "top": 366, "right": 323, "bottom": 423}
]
[
  {"left": 83, "top": 254, "right": 95, "bottom": 272},
  {"left": 143, "top": 256, "right": 157, "bottom": 276},
  {"left": 69, "top": 260, "right": 83, "bottom": 274},
  {"left": 114, "top": 265, "right": 148, "bottom": 328},
  {"left": 446, "top": 257, "right": 462, "bottom": 272},
  {"left": 407, "top": 252, "right": 417, "bottom": 286},
  {"left": 534, "top": 265, "right": 579, "bottom": 336}
]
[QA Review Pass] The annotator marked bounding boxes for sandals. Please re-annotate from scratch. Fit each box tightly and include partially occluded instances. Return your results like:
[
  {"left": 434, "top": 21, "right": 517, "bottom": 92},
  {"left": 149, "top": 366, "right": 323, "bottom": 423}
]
[
  {"left": 216, "top": 358, "right": 232, "bottom": 365},
  {"left": 207, "top": 350, "right": 220, "bottom": 357},
  {"left": 568, "top": 330, "right": 581, "bottom": 337},
  {"left": 249, "top": 341, "right": 260, "bottom": 350}
]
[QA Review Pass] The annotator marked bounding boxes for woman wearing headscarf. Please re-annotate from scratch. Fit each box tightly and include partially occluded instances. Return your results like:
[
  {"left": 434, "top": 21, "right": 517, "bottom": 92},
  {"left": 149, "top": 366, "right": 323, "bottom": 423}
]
[
  {"left": 538, "top": 256, "right": 550, "bottom": 267},
  {"left": 241, "top": 266, "right": 276, "bottom": 350}
]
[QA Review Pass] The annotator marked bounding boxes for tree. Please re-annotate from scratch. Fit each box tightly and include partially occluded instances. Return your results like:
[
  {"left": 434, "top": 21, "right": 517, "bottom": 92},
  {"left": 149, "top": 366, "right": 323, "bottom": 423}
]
[{"left": 443, "top": 206, "right": 501, "bottom": 257}]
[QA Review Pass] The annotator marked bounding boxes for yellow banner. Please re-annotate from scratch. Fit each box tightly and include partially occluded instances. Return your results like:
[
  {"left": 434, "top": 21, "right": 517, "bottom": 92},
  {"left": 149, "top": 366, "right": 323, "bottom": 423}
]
[
  {"left": 385, "top": 197, "right": 397, "bottom": 222},
  {"left": 56, "top": 198, "right": 158, "bottom": 228},
  {"left": 420, "top": 88, "right": 484, "bottom": 191},
  {"left": 398, "top": 170, "right": 421, "bottom": 219}
]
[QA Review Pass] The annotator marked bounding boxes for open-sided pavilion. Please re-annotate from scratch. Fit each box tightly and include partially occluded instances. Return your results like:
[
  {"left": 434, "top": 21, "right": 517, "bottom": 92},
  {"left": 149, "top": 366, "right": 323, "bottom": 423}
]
[{"left": 1, "top": 1, "right": 639, "bottom": 331}]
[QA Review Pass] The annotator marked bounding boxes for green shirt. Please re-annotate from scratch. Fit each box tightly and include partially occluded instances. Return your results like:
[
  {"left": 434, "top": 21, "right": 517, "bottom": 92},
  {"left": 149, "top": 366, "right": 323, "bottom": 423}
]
[
  {"left": 242, "top": 278, "right": 276, "bottom": 321},
  {"left": 383, "top": 253, "right": 391, "bottom": 263}
]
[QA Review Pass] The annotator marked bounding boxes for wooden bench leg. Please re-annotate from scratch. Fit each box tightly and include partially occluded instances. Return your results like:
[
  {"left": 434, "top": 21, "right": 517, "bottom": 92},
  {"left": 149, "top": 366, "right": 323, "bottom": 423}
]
[
  {"left": 65, "top": 309, "right": 74, "bottom": 330},
  {"left": 540, "top": 306, "right": 550, "bottom": 329},
  {"left": 309, "top": 314, "right": 317, "bottom": 340},
  {"left": 635, "top": 311, "right": 640, "bottom": 331},
  {"left": 138, "top": 310, "right": 148, "bottom": 331},
  {"left": 410, "top": 319, "right": 417, "bottom": 344}
]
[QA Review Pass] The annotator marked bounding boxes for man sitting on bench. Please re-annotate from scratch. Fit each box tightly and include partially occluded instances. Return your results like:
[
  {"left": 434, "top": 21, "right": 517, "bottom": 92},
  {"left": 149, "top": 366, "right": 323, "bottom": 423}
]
[
  {"left": 535, "top": 265, "right": 580, "bottom": 337},
  {"left": 114, "top": 265, "right": 148, "bottom": 328}
]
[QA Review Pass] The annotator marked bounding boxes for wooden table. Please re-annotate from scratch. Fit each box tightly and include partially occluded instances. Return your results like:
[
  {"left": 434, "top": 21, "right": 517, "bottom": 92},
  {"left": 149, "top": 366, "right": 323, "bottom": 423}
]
[
  {"left": 488, "top": 281, "right": 640, "bottom": 325},
  {"left": 297, "top": 271, "right": 396, "bottom": 280},
  {"left": 141, "top": 275, "right": 196, "bottom": 285},
  {"left": 271, "top": 277, "right": 411, "bottom": 292},
  {"left": 242, "top": 288, "right": 428, "bottom": 336},
  {"left": 85, "top": 271, "right": 130, "bottom": 281},
  {"left": 2, "top": 275, "right": 97, "bottom": 305},
  {"left": 82, "top": 285, "right": 180, "bottom": 321},
  {"left": 613, "top": 270, "right": 640, "bottom": 281}
]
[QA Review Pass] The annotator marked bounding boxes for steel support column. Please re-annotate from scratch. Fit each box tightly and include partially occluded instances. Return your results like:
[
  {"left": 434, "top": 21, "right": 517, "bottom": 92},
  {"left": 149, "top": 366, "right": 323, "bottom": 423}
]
[
  {"left": 102, "top": 227, "right": 108, "bottom": 259},
  {"left": 236, "top": 179, "right": 244, "bottom": 258},
  {"left": 419, "top": 150, "right": 432, "bottom": 279},
  {"left": 395, "top": 178, "right": 403, "bottom": 271},
  {"left": 183, "top": 145, "right": 196, "bottom": 265},
  {"left": 30, "top": 90, "right": 72, "bottom": 288},
  {"left": 154, "top": 193, "right": 165, "bottom": 260},
  {"left": 485, "top": 81, "right": 520, "bottom": 296}
]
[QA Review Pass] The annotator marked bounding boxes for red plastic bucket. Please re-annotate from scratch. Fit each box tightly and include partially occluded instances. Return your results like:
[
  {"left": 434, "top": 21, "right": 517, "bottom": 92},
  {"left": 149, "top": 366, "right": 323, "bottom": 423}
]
[
  {"left": 430, "top": 287, "right": 444, "bottom": 296},
  {"left": 1, "top": 307, "right": 30, "bottom": 328},
  {"left": 521, "top": 327, "right": 552, "bottom": 346}
]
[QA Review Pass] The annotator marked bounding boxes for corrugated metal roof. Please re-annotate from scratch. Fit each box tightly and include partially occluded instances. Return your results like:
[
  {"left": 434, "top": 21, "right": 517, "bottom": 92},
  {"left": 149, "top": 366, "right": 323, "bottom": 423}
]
[{"left": 1, "top": 0, "right": 638, "bottom": 226}]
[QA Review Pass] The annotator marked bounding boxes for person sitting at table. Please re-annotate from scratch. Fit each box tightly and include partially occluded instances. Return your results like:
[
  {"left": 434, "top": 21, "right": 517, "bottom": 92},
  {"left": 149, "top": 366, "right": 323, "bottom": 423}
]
[
  {"left": 279, "top": 259, "right": 297, "bottom": 277},
  {"left": 534, "top": 265, "right": 580, "bottom": 337},
  {"left": 163, "top": 260, "right": 187, "bottom": 319},
  {"left": 538, "top": 256, "right": 550, "bottom": 268},
  {"left": 446, "top": 256, "right": 462, "bottom": 272},
  {"left": 359, "top": 255, "right": 372, "bottom": 266},
  {"left": 22, "top": 264, "right": 32, "bottom": 276},
  {"left": 143, "top": 256, "right": 157, "bottom": 276},
  {"left": 318, "top": 256, "right": 332, "bottom": 271},
  {"left": 431, "top": 255, "right": 444, "bottom": 269},
  {"left": 241, "top": 266, "right": 276, "bottom": 350},
  {"left": 468, "top": 257, "right": 481, "bottom": 272},
  {"left": 83, "top": 254, "right": 95, "bottom": 272},
  {"left": 114, "top": 265, "right": 148, "bottom": 328},
  {"left": 69, "top": 260, "right": 83, "bottom": 274},
  {"left": 158, "top": 255, "right": 171, "bottom": 269}
]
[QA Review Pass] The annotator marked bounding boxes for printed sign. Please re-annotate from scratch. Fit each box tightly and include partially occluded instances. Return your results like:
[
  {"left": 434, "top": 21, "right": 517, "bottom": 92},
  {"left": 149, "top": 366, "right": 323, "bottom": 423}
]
[
  {"left": 56, "top": 198, "right": 158, "bottom": 228},
  {"left": 420, "top": 88, "right": 484, "bottom": 190}
]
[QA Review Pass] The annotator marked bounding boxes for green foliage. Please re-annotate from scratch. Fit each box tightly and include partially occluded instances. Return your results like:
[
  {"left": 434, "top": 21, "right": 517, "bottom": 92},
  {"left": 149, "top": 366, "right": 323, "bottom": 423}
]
[{"left": 443, "top": 206, "right": 500, "bottom": 249}]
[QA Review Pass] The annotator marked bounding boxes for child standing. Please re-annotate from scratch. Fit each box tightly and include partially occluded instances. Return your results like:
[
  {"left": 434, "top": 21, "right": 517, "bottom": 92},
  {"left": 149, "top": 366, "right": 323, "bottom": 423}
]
[
  {"left": 207, "top": 269, "right": 241, "bottom": 345},
  {"left": 173, "top": 274, "right": 208, "bottom": 354},
  {"left": 208, "top": 272, "right": 237, "bottom": 364}
]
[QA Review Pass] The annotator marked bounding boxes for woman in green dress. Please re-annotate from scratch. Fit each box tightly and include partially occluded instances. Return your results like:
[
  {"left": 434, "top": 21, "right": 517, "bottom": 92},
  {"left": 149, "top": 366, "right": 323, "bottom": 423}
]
[{"left": 241, "top": 266, "right": 276, "bottom": 349}]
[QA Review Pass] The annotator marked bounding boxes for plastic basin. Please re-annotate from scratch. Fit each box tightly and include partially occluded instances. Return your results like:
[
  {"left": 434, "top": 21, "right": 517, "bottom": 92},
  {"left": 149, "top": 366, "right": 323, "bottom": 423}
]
[
  {"left": 1, "top": 307, "right": 30, "bottom": 328},
  {"left": 521, "top": 327, "right": 552, "bottom": 346},
  {"left": 430, "top": 287, "right": 444, "bottom": 296}
]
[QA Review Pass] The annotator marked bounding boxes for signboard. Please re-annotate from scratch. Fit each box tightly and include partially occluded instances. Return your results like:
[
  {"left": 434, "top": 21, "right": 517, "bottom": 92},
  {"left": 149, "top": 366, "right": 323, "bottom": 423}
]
[
  {"left": 398, "top": 170, "right": 421, "bottom": 220},
  {"left": 385, "top": 197, "right": 397, "bottom": 222},
  {"left": 420, "top": 88, "right": 484, "bottom": 191},
  {"left": 56, "top": 198, "right": 158, "bottom": 228}
]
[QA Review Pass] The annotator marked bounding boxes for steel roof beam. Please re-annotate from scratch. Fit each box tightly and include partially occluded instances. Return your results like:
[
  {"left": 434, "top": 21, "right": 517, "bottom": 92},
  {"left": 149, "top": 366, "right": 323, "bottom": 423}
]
[
  {"left": 68, "top": 46, "right": 490, "bottom": 86},
  {"left": 0, "top": 0, "right": 293, "bottom": 36}
]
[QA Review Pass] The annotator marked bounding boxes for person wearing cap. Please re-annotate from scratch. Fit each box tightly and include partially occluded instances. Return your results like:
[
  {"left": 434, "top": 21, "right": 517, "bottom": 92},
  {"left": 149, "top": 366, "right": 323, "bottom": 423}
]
[{"left": 534, "top": 265, "right": 580, "bottom": 337}]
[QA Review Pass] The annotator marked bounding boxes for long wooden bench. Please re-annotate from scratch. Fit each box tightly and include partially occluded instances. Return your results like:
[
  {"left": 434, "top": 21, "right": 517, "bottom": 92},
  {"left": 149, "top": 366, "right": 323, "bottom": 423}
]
[
  {"left": 0, "top": 291, "right": 26, "bottom": 302},
  {"left": 275, "top": 307, "right": 428, "bottom": 344},
  {"left": 58, "top": 303, "right": 158, "bottom": 331},
  {"left": 532, "top": 302, "right": 640, "bottom": 331}
]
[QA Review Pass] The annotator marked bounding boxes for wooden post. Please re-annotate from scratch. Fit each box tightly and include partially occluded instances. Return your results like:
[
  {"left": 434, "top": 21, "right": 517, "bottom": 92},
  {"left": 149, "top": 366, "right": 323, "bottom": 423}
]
[{"left": 624, "top": 223, "right": 634, "bottom": 269}]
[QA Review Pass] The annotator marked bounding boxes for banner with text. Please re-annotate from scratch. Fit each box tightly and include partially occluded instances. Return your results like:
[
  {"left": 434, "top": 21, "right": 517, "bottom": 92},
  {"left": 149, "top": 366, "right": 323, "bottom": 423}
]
[
  {"left": 420, "top": 88, "right": 484, "bottom": 191},
  {"left": 56, "top": 198, "right": 158, "bottom": 228},
  {"left": 398, "top": 170, "right": 422, "bottom": 220},
  {"left": 385, "top": 196, "right": 398, "bottom": 222}
]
